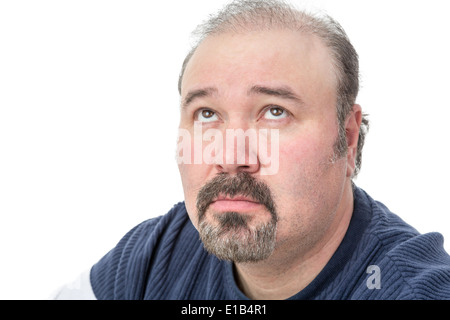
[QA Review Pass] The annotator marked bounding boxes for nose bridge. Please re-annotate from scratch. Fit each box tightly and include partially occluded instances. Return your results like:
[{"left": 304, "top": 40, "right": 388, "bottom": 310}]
[{"left": 216, "top": 119, "right": 260, "bottom": 174}]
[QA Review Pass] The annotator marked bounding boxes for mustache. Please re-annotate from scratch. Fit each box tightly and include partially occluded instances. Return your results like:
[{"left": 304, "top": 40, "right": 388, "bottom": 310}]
[{"left": 196, "top": 172, "right": 277, "bottom": 222}]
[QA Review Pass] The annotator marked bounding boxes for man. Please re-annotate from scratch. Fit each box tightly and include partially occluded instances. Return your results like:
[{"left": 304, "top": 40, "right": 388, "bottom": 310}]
[{"left": 54, "top": 0, "right": 450, "bottom": 299}]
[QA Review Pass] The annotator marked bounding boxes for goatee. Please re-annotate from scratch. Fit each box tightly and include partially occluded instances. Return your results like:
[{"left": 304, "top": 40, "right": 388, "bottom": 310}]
[{"left": 196, "top": 172, "right": 278, "bottom": 263}]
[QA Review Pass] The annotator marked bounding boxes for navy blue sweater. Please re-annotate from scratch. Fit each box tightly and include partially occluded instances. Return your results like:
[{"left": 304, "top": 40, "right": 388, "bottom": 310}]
[{"left": 90, "top": 187, "right": 450, "bottom": 299}]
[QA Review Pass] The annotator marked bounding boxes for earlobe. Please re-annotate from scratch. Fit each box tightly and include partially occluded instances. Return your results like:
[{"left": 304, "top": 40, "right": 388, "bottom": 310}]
[{"left": 346, "top": 104, "right": 362, "bottom": 177}]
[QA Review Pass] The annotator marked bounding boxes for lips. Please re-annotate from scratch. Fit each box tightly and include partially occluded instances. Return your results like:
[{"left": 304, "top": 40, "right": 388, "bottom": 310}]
[
  {"left": 210, "top": 195, "right": 263, "bottom": 212},
  {"left": 196, "top": 172, "right": 277, "bottom": 223}
]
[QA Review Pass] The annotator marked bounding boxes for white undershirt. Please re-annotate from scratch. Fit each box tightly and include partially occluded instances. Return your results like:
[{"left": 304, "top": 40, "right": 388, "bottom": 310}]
[{"left": 50, "top": 269, "right": 97, "bottom": 300}]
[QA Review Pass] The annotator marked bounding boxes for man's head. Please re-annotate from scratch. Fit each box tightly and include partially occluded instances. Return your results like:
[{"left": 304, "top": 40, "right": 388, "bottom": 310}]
[
  {"left": 177, "top": 0, "right": 367, "bottom": 263},
  {"left": 179, "top": 0, "right": 369, "bottom": 176}
]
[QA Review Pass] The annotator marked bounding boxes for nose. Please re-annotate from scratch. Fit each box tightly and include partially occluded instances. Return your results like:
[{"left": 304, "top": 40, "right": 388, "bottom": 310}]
[
  {"left": 216, "top": 160, "right": 260, "bottom": 175},
  {"left": 214, "top": 127, "right": 261, "bottom": 175}
]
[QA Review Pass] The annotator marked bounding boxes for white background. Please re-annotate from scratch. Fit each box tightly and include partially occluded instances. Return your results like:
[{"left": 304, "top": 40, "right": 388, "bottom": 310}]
[{"left": 1, "top": 0, "right": 449, "bottom": 299}]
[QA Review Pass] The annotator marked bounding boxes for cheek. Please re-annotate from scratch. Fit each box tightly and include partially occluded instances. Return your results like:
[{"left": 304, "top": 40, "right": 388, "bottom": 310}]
[
  {"left": 271, "top": 133, "right": 346, "bottom": 241},
  {"left": 277, "top": 132, "right": 329, "bottom": 180},
  {"left": 276, "top": 129, "right": 345, "bottom": 199},
  {"left": 273, "top": 137, "right": 327, "bottom": 217}
]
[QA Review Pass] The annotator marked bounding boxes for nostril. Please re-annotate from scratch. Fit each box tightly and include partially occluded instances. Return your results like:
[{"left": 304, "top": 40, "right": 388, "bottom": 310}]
[{"left": 215, "top": 161, "right": 260, "bottom": 175}]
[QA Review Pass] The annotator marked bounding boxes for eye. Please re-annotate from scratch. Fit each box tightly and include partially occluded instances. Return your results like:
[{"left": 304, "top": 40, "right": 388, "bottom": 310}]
[
  {"left": 263, "top": 106, "right": 288, "bottom": 120},
  {"left": 195, "top": 109, "right": 219, "bottom": 122}
]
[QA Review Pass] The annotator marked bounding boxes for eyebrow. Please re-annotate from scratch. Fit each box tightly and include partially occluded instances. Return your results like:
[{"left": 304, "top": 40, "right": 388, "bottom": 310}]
[
  {"left": 248, "top": 85, "right": 305, "bottom": 105},
  {"left": 182, "top": 87, "right": 218, "bottom": 108},
  {"left": 182, "top": 84, "right": 304, "bottom": 108}
]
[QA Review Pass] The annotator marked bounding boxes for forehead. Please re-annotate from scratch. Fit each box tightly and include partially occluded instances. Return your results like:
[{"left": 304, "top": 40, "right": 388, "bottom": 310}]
[{"left": 181, "top": 29, "right": 337, "bottom": 103}]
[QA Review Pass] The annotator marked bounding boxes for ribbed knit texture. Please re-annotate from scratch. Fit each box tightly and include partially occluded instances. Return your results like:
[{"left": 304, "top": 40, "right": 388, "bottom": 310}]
[{"left": 90, "top": 187, "right": 450, "bottom": 299}]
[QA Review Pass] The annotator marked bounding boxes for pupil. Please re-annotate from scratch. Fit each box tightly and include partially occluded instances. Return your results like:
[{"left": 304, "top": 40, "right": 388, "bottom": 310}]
[
  {"left": 271, "top": 108, "right": 282, "bottom": 116},
  {"left": 202, "top": 110, "right": 213, "bottom": 118}
]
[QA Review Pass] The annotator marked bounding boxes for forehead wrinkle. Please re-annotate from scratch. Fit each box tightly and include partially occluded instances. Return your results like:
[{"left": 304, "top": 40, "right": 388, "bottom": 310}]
[{"left": 248, "top": 84, "right": 306, "bottom": 105}]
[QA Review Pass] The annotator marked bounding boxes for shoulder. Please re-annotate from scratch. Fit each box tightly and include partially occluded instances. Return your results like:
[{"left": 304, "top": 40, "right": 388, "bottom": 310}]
[
  {"left": 355, "top": 188, "right": 450, "bottom": 299},
  {"left": 382, "top": 231, "right": 450, "bottom": 299},
  {"left": 90, "top": 202, "right": 191, "bottom": 299}
]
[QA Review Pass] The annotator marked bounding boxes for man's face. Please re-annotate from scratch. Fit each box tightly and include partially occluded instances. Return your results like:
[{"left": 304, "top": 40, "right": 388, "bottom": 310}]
[{"left": 177, "top": 29, "right": 349, "bottom": 262}]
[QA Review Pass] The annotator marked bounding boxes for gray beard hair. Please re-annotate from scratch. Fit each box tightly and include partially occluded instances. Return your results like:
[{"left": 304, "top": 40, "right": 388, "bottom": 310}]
[{"left": 198, "top": 211, "right": 277, "bottom": 263}]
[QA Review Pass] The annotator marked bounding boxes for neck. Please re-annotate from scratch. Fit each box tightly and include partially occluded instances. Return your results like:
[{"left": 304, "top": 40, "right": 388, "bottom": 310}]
[{"left": 233, "top": 181, "right": 354, "bottom": 300}]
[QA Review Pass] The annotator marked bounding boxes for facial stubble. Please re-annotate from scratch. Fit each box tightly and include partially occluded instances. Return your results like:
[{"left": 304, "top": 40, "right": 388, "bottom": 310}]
[{"left": 196, "top": 172, "right": 278, "bottom": 263}]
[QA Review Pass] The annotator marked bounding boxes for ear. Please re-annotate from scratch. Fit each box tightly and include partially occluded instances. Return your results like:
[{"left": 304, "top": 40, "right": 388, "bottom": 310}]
[{"left": 345, "top": 104, "right": 362, "bottom": 177}]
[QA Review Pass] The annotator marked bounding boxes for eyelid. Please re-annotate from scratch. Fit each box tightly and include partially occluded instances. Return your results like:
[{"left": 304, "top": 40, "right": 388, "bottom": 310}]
[
  {"left": 260, "top": 105, "right": 290, "bottom": 120},
  {"left": 194, "top": 107, "right": 220, "bottom": 122}
]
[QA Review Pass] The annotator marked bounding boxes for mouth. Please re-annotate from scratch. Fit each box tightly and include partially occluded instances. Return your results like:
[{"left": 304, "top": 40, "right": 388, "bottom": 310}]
[{"left": 210, "top": 194, "right": 263, "bottom": 212}]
